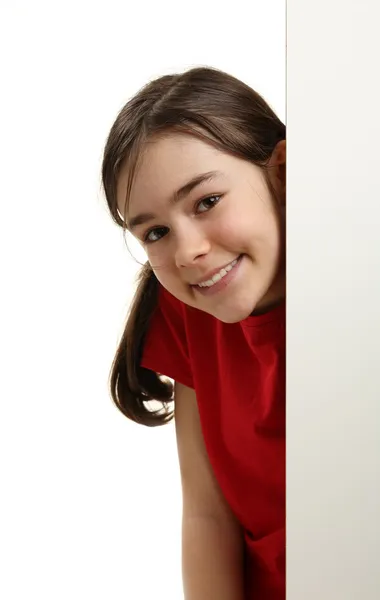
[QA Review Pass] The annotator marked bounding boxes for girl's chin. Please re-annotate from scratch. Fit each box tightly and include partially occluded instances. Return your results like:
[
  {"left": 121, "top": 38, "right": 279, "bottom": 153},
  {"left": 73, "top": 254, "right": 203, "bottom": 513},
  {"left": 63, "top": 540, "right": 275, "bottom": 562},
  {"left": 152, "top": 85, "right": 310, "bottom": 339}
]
[{"left": 205, "top": 301, "right": 257, "bottom": 324}]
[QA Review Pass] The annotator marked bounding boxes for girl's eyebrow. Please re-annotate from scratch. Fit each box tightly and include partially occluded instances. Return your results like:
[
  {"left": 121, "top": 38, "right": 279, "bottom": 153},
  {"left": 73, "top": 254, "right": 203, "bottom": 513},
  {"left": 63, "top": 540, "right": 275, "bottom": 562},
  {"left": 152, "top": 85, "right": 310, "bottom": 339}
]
[{"left": 127, "top": 170, "right": 222, "bottom": 231}]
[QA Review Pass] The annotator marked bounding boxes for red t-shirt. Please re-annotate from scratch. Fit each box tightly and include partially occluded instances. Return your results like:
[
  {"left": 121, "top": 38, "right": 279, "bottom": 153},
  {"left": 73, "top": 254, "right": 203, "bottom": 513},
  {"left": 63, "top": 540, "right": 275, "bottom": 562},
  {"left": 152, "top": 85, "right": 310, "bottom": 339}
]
[{"left": 141, "top": 285, "right": 285, "bottom": 599}]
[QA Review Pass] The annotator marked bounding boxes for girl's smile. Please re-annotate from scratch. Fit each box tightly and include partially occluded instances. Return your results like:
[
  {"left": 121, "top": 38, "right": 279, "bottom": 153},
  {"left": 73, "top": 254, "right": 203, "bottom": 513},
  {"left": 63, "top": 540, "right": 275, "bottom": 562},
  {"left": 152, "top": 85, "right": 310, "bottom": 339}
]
[{"left": 191, "top": 255, "right": 242, "bottom": 296}]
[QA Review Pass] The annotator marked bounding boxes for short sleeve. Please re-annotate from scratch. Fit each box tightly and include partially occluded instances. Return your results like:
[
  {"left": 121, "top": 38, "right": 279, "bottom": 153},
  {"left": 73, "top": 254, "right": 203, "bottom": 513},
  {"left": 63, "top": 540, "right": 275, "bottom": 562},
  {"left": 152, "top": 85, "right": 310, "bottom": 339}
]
[{"left": 141, "top": 285, "right": 194, "bottom": 388}]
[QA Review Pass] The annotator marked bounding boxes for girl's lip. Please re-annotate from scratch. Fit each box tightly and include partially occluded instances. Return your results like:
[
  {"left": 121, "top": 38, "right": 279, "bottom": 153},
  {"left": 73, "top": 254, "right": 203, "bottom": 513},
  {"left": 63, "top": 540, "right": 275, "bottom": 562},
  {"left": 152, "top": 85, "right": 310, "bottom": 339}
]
[
  {"left": 190, "top": 256, "right": 241, "bottom": 286},
  {"left": 192, "top": 255, "right": 243, "bottom": 296}
]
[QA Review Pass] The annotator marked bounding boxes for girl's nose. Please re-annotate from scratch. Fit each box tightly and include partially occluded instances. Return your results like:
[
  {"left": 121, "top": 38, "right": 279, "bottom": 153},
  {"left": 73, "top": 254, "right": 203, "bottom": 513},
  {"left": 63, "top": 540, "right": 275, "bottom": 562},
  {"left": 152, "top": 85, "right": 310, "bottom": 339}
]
[{"left": 174, "top": 225, "right": 211, "bottom": 268}]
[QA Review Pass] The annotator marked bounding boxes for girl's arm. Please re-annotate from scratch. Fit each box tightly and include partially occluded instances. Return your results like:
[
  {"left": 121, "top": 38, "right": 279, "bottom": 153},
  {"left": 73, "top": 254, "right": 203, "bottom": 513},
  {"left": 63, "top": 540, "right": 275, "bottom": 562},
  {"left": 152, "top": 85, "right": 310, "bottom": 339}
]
[{"left": 174, "top": 382, "right": 245, "bottom": 600}]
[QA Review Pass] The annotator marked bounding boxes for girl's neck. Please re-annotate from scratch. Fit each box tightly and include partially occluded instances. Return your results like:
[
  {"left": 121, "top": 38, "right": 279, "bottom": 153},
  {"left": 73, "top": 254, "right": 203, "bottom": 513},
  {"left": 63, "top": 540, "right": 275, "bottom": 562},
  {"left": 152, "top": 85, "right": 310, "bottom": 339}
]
[{"left": 251, "top": 268, "right": 286, "bottom": 316}]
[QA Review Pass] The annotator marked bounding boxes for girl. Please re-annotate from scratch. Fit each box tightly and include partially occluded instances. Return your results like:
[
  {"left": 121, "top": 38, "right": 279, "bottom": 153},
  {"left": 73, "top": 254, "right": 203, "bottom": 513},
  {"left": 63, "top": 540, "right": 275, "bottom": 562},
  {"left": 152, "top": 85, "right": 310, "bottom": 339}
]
[{"left": 101, "top": 67, "right": 286, "bottom": 600}]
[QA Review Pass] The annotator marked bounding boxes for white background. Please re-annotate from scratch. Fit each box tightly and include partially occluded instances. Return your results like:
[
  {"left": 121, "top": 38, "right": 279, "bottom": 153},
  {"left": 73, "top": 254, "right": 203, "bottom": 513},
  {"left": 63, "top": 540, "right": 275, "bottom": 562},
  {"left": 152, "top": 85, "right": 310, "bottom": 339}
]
[
  {"left": 287, "top": 0, "right": 380, "bottom": 597},
  {"left": 0, "top": 2, "right": 285, "bottom": 599},
  {"left": 1, "top": 1, "right": 380, "bottom": 599}
]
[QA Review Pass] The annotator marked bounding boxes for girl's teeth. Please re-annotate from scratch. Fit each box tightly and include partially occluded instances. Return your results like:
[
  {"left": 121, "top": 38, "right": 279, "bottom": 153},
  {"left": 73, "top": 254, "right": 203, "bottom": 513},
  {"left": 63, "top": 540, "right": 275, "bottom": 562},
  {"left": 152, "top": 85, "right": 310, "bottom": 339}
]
[{"left": 197, "top": 258, "right": 238, "bottom": 288}]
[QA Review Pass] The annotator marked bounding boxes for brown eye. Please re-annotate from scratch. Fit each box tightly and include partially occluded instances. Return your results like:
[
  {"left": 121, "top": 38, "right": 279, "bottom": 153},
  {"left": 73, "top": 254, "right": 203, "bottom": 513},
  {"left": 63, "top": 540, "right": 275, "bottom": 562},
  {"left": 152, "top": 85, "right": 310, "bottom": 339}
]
[
  {"left": 196, "top": 195, "right": 222, "bottom": 214},
  {"left": 144, "top": 226, "right": 169, "bottom": 244}
]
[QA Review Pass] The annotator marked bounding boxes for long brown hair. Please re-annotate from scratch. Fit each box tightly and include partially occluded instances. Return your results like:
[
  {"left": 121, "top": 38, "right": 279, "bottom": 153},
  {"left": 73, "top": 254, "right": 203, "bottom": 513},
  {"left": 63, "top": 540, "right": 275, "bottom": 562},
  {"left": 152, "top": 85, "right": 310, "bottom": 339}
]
[{"left": 101, "top": 66, "right": 285, "bottom": 426}]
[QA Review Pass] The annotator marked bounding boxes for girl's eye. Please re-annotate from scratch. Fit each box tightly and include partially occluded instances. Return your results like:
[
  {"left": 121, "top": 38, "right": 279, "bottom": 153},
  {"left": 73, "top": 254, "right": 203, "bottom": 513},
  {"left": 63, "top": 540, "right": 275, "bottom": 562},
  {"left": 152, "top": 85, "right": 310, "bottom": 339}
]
[
  {"left": 144, "top": 226, "right": 169, "bottom": 244},
  {"left": 142, "top": 195, "right": 221, "bottom": 243},
  {"left": 196, "top": 195, "right": 222, "bottom": 214}
]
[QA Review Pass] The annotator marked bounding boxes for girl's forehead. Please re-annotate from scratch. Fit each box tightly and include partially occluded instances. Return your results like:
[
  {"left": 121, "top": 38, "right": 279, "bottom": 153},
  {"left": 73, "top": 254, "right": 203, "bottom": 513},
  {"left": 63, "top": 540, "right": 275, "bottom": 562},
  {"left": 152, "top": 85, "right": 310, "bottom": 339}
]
[
  {"left": 138, "top": 134, "right": 222, "bottom": 175},
  {"left": 117, "top": 134, "right": 232, "bottom": 215}
]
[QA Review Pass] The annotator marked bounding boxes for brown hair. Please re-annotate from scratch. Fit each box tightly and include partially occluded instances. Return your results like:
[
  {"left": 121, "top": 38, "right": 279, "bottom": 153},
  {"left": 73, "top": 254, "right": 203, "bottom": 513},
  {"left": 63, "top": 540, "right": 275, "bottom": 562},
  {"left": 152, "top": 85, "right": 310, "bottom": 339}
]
[{"left": 101, "top": 66, "right": 285, "bottom": 426}]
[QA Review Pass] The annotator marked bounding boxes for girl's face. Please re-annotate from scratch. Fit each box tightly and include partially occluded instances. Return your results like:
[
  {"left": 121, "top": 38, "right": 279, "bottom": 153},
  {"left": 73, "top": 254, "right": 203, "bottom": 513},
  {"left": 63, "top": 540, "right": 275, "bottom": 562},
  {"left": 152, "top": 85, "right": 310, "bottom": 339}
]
[{"left": 117, "top": 134, "right": 286, "bottom": 323}]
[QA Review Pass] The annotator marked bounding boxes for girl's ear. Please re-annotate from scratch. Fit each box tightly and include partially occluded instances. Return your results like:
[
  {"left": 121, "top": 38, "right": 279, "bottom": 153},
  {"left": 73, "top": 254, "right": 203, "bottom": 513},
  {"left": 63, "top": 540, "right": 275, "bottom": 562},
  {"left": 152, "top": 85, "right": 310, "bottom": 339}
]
[{"left": 268, "top": 140, "right": 286, "bottom": 205}]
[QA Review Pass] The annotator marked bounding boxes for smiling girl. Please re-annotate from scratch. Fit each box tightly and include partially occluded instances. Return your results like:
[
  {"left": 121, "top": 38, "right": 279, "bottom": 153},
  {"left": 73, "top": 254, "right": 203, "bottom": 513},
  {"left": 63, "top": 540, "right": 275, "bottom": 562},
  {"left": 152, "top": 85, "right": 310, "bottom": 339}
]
[{"left": 102, "top": 67, "right": 286, "bottom": 600}]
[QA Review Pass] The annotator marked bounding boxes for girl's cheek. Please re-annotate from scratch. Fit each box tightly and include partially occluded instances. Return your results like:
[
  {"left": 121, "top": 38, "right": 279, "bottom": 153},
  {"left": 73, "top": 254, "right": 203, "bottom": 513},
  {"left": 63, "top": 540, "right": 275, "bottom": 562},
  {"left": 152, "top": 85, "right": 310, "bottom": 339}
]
[{"left": 210, "top": 216, "right": 247, "bottom": 243}]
